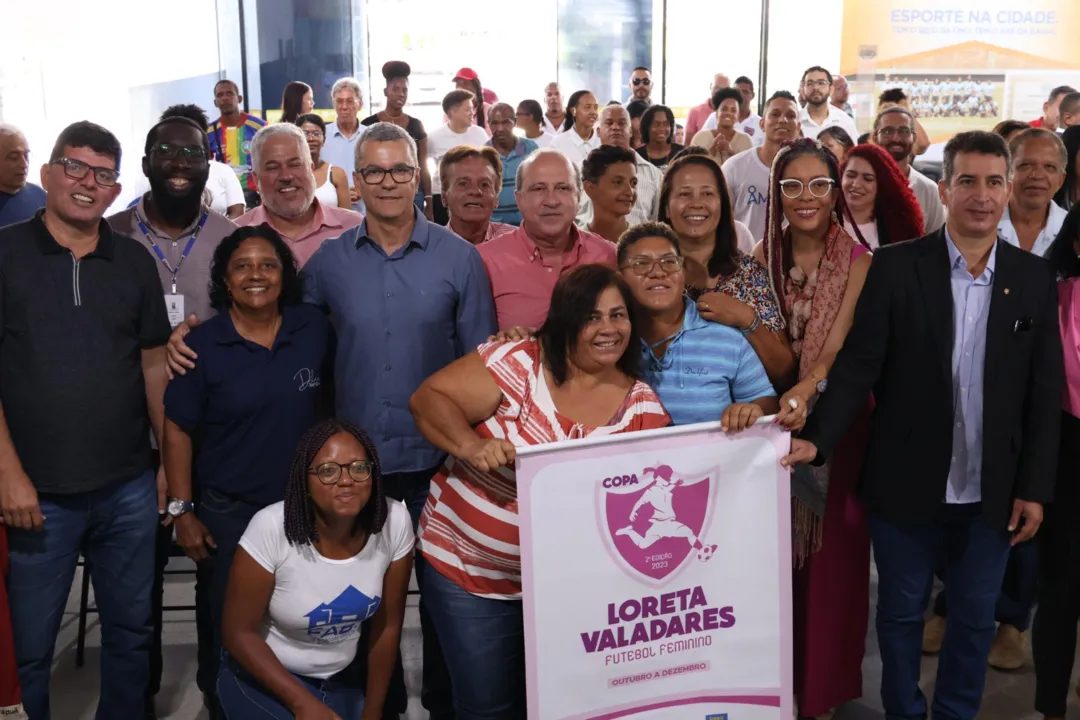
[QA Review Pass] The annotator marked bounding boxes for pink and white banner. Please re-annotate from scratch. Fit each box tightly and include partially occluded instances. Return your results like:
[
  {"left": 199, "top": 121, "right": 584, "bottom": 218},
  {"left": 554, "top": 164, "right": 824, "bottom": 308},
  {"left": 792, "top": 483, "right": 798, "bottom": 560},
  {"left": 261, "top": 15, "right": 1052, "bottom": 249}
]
[{"left": 517, "top": 420, "right": 793, "bottom": 720}]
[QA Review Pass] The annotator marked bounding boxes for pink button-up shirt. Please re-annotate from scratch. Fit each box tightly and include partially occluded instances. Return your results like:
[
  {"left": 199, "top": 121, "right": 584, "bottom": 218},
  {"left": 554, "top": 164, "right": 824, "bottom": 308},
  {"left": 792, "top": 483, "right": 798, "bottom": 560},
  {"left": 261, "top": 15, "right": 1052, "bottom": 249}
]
[
  {"left": 237, "top": 198, "right": 363, "bottom": 267},
  {"left": 477, "top": 223, "right": 617, "bottom": 330},
  {"left": 684, "top": 100, "right": 714, "bottom": 141},
  {"left": 1060, "top": 277, "right": 1080, "bottom": 417}
]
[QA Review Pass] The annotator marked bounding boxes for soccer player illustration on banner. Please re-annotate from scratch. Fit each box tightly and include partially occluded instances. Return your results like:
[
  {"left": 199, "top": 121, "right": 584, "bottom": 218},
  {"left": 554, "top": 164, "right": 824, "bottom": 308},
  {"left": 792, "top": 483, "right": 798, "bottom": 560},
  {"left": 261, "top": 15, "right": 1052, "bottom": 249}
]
[{"left": 615, "top": 465, "right": 719, "bottom": 561}]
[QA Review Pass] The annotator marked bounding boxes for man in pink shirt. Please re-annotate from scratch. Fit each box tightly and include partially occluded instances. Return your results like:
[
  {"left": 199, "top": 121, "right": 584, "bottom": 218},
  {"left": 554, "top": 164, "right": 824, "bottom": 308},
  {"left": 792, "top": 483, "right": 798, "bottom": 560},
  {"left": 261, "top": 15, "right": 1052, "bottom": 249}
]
[
  {"left": 478, "top": 149, "right": 616, "bottom": 329},
  {"left": 237, "top": 124, "right": 362, "bottom": 266},
  {"left": 684, "top": 73, "right": 730, "bottom": 140}
]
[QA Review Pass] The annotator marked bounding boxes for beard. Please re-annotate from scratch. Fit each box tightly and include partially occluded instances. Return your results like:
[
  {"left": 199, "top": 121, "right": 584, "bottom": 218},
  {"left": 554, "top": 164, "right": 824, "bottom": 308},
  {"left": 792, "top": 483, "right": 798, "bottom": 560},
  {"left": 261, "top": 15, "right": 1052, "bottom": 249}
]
[{"left": 148, "top": 174, "right": 208, "bottom": 225}]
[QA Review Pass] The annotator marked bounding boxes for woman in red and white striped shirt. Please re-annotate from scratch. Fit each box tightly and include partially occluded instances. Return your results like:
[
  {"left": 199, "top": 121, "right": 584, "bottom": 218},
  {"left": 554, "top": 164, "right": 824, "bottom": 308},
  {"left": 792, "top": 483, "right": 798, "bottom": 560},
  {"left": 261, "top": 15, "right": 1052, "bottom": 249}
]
[{"left": 410, "top": 264, "right": 669, "bottom": 718}]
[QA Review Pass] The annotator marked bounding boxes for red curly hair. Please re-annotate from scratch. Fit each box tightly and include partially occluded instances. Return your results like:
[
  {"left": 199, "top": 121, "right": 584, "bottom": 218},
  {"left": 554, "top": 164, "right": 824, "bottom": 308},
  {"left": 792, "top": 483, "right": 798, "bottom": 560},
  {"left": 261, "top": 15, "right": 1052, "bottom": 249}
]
[{"left": 841, "top": 144, "right": 925, "bottom": 246}]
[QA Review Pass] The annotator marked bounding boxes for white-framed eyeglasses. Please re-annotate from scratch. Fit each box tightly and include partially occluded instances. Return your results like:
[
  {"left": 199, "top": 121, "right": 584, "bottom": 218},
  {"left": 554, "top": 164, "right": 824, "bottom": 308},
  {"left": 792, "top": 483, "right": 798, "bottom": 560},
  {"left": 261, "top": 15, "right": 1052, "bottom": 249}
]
[{"left": 779, "top": 177, "right": 835, "bottom": 199}]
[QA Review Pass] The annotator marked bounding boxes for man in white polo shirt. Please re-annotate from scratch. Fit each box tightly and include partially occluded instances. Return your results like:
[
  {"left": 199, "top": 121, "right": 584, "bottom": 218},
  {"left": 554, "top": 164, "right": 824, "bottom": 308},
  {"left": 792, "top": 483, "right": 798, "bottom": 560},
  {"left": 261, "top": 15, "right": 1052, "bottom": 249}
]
[
  {"left": 871, "top": 107, "right": 946, "bottom": 232},
  {"left": 722, "top": 90, "right": 800, "bottom": 243},
  {"left": 799, "top": 66, "right": 859, "bottom": 142},
  {"left": 998, "top": 128, "right": 1068, "bottom": 257},
  {"left": 576, "top": 104, "right": 661, "bottom": 227}
]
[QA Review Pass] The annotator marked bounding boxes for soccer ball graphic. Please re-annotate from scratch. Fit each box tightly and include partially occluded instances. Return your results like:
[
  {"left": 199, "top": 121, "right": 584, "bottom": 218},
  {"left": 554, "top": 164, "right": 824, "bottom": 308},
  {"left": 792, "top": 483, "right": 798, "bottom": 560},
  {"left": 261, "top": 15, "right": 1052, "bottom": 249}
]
[{"left": 698, "top": 543, "right": 717, "bottom": 561}]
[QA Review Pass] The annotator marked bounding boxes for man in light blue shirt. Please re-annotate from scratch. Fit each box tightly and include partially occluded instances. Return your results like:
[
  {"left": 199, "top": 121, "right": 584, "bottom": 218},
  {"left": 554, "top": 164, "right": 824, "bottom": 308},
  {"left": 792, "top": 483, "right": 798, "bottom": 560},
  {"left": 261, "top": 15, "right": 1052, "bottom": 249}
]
[{"left": 321, "top": 77, "right": 366, "bottom": 211}]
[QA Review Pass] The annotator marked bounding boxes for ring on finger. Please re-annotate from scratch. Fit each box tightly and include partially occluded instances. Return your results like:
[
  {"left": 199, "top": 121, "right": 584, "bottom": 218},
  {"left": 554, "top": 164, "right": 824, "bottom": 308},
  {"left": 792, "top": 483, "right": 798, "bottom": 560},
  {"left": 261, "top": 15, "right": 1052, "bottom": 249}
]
[{"left": 787, "top": 397, "right": 799, "bottom": 410}]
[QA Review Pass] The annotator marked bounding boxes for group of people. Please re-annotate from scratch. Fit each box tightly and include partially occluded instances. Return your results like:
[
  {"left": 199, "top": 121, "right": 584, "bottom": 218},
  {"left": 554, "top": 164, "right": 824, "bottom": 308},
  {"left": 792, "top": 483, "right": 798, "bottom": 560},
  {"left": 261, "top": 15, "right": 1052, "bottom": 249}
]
[
  {"left": 881, "top": 75, "right": 1001, "bottom": 119},
  {"left": 0, "top": 55, "right": 1079, "bottom": 720}
]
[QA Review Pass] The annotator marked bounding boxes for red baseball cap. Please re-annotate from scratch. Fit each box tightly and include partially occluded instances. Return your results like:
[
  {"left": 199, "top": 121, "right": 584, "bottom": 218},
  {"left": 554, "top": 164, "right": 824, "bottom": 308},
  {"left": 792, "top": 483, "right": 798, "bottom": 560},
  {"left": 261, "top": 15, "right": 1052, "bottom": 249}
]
[{"left": 454, "top": 67, "right": 479, "bottom": 82}]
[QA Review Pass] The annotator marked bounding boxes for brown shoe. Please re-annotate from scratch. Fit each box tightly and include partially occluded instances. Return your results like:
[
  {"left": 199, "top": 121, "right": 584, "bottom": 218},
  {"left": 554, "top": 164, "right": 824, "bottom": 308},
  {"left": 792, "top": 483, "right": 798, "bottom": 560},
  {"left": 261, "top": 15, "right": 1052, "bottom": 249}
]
[
  {"left": 987, "top": 623, "right": 1027, "bottom": 670},
  {"left": 922, "top": 614, "right": 946, "bottom": 654}
]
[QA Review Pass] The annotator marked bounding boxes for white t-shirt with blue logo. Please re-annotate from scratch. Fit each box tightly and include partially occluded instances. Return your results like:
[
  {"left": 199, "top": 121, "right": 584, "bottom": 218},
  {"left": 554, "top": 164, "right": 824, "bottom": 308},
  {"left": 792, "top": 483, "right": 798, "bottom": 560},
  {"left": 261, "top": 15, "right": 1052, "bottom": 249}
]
[
  {"left": 239, "top": 499, "right": 415, "bottom": 678},
  {"left": 721, "top": 147, "right": 772, "bottom": 245}
]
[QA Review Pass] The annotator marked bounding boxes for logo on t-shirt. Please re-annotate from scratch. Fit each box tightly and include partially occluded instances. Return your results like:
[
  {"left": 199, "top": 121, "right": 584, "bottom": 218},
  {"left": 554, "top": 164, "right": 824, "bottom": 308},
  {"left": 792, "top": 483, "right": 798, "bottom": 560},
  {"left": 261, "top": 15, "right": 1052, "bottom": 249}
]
[
  {"left": 305, "top": 585, "right": 381, "bottom": 642},
  {"left": 295, "top": 367, "right": 321, "bottom": 391},
  {"left": 746, "top": 185, "right": 767, "bottom": 206}
]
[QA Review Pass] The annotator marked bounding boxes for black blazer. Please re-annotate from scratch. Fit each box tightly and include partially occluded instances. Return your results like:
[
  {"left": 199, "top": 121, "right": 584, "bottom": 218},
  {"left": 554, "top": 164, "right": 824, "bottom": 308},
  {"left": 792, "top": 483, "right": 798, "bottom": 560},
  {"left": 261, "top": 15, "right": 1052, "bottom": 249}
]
[{"left": 801, "top": 229, "right": 1063, "bottom": 530}]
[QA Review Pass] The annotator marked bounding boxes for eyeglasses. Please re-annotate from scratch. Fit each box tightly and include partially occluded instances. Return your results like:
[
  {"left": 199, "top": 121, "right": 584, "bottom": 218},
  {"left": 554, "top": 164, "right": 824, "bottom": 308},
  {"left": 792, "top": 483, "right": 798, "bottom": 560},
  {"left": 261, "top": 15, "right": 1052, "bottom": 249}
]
[
  {"left": 632, "top": 78, "right": 651, "bottom": 86},
  {"left": 359, "top": 165, "right": 417, "bottom": 185},
  {"left": 876, "top": 127, "right": 913, "bottom": 139},
  {"left": 151, "top": 143, "right": 207, "bottom": 161},
  {"left": 624, "top": 255, "right": 684, "bottom": 275},
  {"left": 308, "top": 461, "right": 373, "bottom": 485},
  {"left": 804, "top": 79, "right": 831, "bottom": 89},
  {"left": 50, "top": 157, "right": 120, "bottom": 187},
  {"left": 301, "top": 130, "right": 324, "bottom": 140},
  {"left": 779, "top": 177, "right": 835, "bottom": 199}
]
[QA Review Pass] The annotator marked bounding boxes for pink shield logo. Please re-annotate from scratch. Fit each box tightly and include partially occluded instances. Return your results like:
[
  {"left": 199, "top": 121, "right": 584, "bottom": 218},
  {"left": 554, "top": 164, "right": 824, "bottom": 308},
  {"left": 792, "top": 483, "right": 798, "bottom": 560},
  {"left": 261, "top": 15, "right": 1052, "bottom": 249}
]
[{"left": 599, "top": 464, "right": 718, "bottom": 586}]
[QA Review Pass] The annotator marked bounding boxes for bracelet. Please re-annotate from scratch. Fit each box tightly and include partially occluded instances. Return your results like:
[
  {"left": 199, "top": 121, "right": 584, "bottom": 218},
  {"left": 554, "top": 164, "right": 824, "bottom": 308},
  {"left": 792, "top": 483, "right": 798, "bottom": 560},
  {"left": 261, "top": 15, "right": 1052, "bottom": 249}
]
[{"left": 740, "top": 314, "right": 761, "bottom": 336}]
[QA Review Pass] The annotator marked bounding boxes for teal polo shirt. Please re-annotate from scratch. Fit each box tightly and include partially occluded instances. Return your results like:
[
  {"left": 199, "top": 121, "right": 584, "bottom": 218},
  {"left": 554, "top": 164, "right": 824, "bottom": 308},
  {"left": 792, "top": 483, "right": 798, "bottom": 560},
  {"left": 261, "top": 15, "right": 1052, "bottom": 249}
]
[{"left": 486, "top": 137, "right": 537, "bottom": 226}]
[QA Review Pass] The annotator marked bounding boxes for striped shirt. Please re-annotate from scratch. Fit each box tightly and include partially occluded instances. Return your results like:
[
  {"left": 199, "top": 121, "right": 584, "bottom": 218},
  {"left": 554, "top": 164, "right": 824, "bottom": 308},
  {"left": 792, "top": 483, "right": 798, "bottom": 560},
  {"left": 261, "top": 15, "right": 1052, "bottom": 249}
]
[
  {"left": 418, "top": 339, "right": 670, "bottom": 599},
  {"left": 208, "top": 113, "right": 267, "bottom": 192},
  {"left": 641, "top": 298, "right": 775, "bottom": 426}
]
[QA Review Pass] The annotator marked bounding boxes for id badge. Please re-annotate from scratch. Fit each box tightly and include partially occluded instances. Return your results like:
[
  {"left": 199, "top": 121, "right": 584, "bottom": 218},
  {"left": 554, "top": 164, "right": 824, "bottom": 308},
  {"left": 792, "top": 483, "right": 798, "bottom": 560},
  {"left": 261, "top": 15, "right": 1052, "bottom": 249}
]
[{"left": 165, "top": 294, "right": 185, "bottom": 328}]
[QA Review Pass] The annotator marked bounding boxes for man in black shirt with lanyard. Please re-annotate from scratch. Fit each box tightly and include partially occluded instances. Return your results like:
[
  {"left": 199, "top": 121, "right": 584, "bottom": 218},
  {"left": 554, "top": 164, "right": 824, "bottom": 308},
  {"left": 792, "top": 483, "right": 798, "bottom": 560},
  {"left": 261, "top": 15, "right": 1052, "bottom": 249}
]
[
  {"left": 108, "top": 115, "right": 236, "bottom": 719},
  {"left": 0, "top": 121, "right": 172, "bottom": 719}
]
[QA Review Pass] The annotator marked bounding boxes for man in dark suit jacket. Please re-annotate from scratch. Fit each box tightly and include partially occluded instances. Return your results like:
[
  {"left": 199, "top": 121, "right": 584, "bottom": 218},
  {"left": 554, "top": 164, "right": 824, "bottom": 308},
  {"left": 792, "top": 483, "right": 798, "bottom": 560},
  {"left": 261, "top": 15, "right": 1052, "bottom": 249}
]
[{"left": 784, "top": 131, "right": 1063, "bottom": 720}]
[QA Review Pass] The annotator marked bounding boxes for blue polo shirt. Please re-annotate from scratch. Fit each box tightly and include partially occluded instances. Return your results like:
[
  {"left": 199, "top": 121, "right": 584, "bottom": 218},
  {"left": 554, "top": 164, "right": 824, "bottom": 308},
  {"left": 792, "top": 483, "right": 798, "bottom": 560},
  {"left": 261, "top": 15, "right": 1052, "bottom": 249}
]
[
  {"left": 164, "top": 303, "right": 332, "bottom": 506},
  {"left": 301, "top": 209, "right": 496, "bottom": 474},
  {"left": 485, "top": 137, "right": 537, "bottom": 225},
  {"left": 640, "top": 298, "right": 775, "bottom": 426},
  {"left": 0, "top": 184, "right": 46, "bottom": 228}
]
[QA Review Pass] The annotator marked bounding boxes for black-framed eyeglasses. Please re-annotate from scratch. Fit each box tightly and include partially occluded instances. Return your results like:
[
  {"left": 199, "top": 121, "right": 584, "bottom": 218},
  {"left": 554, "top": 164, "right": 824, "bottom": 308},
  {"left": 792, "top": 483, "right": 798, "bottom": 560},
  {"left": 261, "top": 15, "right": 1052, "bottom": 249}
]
[
  {"left": 50, "top": 157, "right": 120, "bottom": 187},
  {"left": 623, "top": 255, "right": 684, "bottom": 276},
  {"left": 358, "top": 165, "right": 417, "bottom": 185},
  {"left": 632, "top": 78, "right": 651, "bottom": 86},
  {"left": 151, "top": 143, "right": 208, "bottom": 161},
  {"left": 779, "top": 177, "right": 835, "bottom": 199},
  {"left": 875, "top": 127, "right": 913, "bottom": 139},
  {"left": 308, "top": 461, "right": 374, "bottom": 485}
]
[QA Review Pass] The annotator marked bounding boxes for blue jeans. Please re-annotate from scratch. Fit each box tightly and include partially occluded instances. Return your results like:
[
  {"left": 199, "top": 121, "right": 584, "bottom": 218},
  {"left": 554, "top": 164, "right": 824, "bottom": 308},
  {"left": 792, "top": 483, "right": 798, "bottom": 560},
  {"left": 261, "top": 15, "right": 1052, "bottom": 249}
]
[
  {"left": 870, "top": 504, "right": 1012, "bottom": 720},
  {"left": 932, "top": 538, "right": 1038, "bottom": 630},
  {"left": 198, "top": 487, "right": 264, "bottom": 687},
  {"left": 218, "top": 655, "right": 363, "bottom": 720},
  {"left": 422, "top": 562, "right": 525, "bottom": 719},
  {"left": 7, "top": 470, "right": 158, "bottom": 720}
]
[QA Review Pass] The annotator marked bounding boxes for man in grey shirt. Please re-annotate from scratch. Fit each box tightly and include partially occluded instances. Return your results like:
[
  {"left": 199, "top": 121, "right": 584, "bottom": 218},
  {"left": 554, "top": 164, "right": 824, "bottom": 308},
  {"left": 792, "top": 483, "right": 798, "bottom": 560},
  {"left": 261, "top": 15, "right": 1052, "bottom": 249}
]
[{"left": 872, "top": 107, "right": 947, "bottom": 233}]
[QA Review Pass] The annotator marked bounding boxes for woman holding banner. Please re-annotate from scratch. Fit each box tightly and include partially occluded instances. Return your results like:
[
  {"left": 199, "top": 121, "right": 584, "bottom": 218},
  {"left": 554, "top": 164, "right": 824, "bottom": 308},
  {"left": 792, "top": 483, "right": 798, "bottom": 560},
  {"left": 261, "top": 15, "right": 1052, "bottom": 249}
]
[
  {"left": 409, "top": 264, "right": 670, "bottom": 718},
  {"left": 759, "top": 138, "right": 873, "bottom": 720},
  {"left": 614, "top": 221, "right": 782, "bottom": 429}
]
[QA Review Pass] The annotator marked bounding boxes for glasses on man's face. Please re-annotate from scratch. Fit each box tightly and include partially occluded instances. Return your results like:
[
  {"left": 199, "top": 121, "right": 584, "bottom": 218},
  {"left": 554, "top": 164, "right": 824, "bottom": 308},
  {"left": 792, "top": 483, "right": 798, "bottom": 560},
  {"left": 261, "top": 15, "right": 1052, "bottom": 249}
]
[
  {"left": 308, "top": 460, "right": 373, "bottom": 485},
  {"left": 779, "top": 177, "right": 835, "bottom": 199},
  {"left": 804, "top": 79, "right": 831, "bottom": 89},
  {"left": 632, "top": 77, "right": 651, "bottom": 87},
  {"left": 152, "top": 143, "right": 207, "bottom": 162},
  {"left": 359, "top": 165, "right": 417, "bottom": 185},
  {"left": 876, "top": 127, "right": 913, "bottom": 139},
  {"left": 624, "top": 254, "right": 684, "bottom": 276},
  {"left": 51, "top": 157, "right": 119, "bottom": 187}
]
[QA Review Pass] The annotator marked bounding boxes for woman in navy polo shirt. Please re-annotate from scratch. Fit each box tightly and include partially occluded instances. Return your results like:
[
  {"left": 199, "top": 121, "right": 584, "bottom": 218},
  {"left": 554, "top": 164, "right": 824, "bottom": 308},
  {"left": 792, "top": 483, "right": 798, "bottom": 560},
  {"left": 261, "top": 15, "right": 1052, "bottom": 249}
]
[{"left": 162, "top": 223, "right": 332, "bottom": 701}]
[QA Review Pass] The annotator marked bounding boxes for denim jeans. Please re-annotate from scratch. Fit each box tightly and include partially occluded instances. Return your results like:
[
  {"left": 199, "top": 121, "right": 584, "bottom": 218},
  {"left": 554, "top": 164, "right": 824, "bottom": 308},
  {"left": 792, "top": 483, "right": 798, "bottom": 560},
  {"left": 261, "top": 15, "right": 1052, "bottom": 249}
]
[
  {"left": 7, "top": 470, "right": 158, "bottom": 720},
  {"left": 869, "top": 504, "right": 1011, "bottom": 720},
  {"left": 218, "top": 655, "right": 364, "bottom": 720},
  {"left": 931, "top": 538, "right": 1038, "bottom": 630},
  {"left": 198, "top": 487, "right": 264, "bottom": 690},
  {"left": 422, "top": 562, "right": 526, "bottom": 719}
]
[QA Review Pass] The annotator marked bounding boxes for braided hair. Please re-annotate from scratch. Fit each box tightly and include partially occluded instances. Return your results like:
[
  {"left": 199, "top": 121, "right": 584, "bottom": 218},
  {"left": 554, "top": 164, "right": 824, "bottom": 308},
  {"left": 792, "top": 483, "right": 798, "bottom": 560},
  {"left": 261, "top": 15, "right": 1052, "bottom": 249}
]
[
  {"left": 763, "top": 138, "right": 867, "bottom": 325},
  {"left": 283, "top": 419, "right": 388, "bottom": 547}
]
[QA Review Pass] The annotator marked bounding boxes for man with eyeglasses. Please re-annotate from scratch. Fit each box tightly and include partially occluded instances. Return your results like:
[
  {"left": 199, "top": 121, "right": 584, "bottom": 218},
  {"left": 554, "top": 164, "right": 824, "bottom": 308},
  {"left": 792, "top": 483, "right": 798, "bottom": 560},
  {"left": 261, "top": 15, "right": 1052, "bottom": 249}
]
[
  {"left": 626, "top": 66, "right": 653, "bottom": 106},
  {"left": 207, "top": 79, "right": 266, "bottom": 209},
  {"left": 871, "top": 107, "right": 946, "bottom": 232},
  {"left": 0, "top": 125, "right": 45, "bottom": 228},
  {"left": 233, "top": 124, "right": 361, "bottom": 267},
  {"left": 322, "top": 77, "right": 367, "bottom": 210},
  {"left": 0, "top": 121, "right": 172, "bottom": 720},
  {"left": 168, "top": 121, "right": 492, "bottom": 720},
  {"left": 799, "top": 66, "right": 859, "bottom": 143}
]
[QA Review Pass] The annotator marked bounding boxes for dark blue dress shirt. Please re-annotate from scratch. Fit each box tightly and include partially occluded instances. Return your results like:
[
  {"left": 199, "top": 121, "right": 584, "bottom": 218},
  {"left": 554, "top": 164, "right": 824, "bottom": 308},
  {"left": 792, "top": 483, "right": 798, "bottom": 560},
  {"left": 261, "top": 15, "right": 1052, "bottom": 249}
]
[
  {"left": 164, "top": 303, "right": 331, "bottom": 506},
  {"left": 301, "top": 211, "right": 496, "bottom": 474},
  {"left": 0, "top": 184, "right": 46, "bottom": 228}
]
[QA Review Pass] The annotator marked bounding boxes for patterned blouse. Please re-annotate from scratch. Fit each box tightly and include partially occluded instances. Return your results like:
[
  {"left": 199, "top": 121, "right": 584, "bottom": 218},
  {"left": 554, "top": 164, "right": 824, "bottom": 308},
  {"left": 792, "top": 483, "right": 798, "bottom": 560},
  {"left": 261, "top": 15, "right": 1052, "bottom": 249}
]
[{"left": 685, "top": 252, "right": 786, "bottom": 332}]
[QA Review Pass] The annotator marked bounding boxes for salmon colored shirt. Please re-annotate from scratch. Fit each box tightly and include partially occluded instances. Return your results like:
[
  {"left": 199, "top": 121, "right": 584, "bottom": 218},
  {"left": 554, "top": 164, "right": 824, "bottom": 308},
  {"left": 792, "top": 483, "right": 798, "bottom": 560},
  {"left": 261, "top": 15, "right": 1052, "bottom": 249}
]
[
  {"left": 476, "top": 223, "right": 617, "bottom": 330},
  {"left": 237, "top": 198, "right": 363, "bottom": 267}
]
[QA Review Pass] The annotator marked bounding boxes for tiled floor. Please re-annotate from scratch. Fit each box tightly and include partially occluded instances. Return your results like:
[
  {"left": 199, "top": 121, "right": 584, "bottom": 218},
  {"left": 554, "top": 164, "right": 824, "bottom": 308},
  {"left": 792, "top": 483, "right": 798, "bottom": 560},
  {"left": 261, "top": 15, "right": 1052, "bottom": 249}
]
[{"left": 49, "top": 559, "right": 1080, "bottom": 719}]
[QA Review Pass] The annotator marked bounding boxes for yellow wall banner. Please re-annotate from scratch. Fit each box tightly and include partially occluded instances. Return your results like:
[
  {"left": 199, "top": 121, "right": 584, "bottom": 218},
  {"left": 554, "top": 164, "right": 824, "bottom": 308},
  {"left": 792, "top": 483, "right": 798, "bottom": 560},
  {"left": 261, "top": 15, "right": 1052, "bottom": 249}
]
[{"left": 840, "top": 0, "right": 1080, "bottom": 137}]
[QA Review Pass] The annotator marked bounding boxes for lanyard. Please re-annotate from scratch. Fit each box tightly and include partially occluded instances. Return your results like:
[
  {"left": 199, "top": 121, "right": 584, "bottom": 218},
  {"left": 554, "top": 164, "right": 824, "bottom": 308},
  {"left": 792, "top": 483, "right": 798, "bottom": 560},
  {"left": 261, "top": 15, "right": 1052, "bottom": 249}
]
[{"left": 137, "top": 211, "right": 209, "bottom": 294}]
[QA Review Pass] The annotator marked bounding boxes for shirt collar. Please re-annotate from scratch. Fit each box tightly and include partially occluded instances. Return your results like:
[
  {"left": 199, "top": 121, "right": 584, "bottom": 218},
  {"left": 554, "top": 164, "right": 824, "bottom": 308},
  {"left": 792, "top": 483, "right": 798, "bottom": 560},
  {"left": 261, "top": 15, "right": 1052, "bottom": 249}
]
[
  {"left": 355, "top": 205, "right": 429, "bottom": 251},
  {"left": 486, "top": 137, "right": 529, "bottom": 159},
  {"left": 214, "top": 304, "right": 311, "bottom": 347},
  {"left": 516, "top": 221, "right": 583, "bottom": 263},
  {"left": 31, "top": 209, "right": 116, "bottom": 260},
  {"left": 945, "top": 227, "right": 997, "bottom": 279}
]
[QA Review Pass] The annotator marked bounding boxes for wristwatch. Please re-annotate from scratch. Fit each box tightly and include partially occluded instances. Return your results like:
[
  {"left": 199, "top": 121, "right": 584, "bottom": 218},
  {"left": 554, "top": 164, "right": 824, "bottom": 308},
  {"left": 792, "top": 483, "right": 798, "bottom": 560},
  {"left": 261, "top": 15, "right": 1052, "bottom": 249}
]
[{"left": 167, "top": 498, "right": 195, "bottom": 519}]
